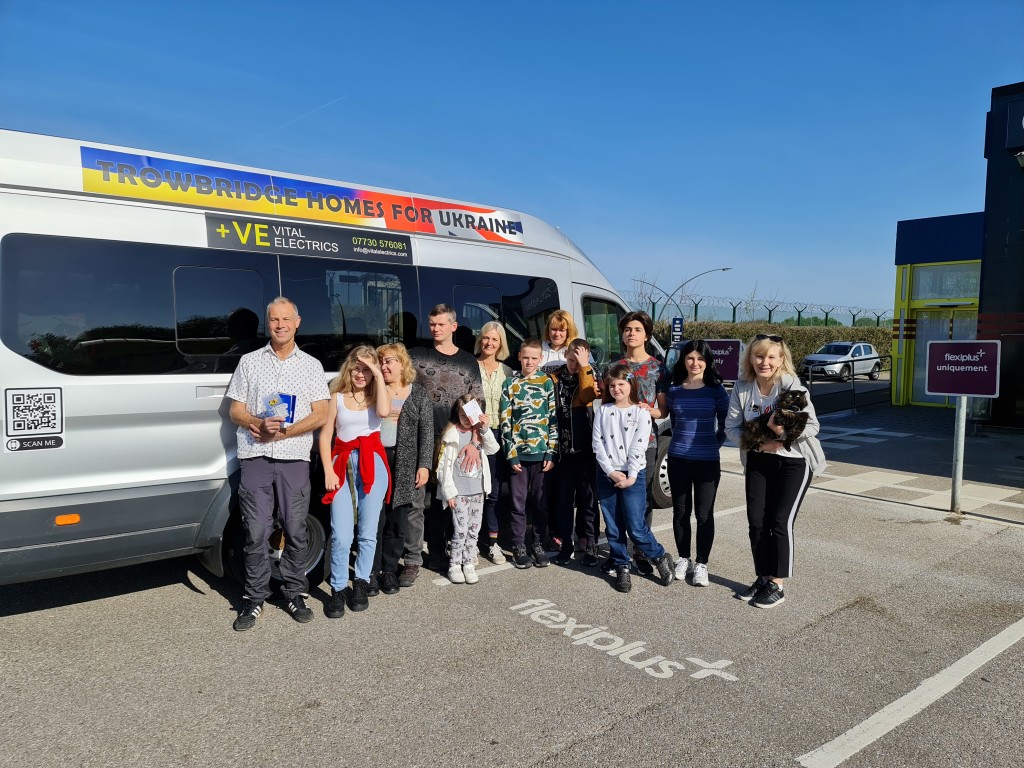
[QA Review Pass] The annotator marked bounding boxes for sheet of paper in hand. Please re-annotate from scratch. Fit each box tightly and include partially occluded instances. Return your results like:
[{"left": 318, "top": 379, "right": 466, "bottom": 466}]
[{"left": 461, "top": 399, "right": 483, "bottom": 423}]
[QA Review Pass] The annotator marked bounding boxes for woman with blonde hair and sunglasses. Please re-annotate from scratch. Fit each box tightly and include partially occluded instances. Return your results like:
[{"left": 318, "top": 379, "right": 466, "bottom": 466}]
[{"left": 724, "top": 334, "right": 825, "bottom": 609}]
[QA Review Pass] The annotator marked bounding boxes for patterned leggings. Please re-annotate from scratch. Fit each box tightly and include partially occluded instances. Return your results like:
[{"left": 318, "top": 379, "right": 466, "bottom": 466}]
[{"left": 450, "top": 493, "right": 484, "bottom": 566}]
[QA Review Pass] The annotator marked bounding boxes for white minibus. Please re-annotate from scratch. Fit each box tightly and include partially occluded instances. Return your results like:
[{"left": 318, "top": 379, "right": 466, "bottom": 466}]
[{"left": 0, "top": 128, "right": 637, "bottom": 586}]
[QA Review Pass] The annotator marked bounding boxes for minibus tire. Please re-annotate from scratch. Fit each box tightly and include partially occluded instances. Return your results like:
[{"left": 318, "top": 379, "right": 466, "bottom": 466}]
[
  {"left": 651, "top": 435, "right": 673, "bottom": 510},
  {"left": 223, "top": 510, "right": 328, "bottom": 592}
]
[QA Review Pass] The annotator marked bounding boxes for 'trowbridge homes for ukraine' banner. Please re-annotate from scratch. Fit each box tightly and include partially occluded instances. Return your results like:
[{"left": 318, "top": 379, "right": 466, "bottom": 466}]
[{"left": 80, "top": 148, "right": 525, "bottom": 246}]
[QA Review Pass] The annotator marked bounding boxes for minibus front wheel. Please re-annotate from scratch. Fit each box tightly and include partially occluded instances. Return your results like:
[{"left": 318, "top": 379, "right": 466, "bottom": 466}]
[
  {"left": 651, "top": 435, "right": 673, "bottom": 510},
  {"left": 224, "top": 511, "right": 328, "bottom": 593}
]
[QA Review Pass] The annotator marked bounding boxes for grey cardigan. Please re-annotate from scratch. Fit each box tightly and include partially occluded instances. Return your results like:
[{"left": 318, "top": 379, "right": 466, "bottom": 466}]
[
  {"left": 390, "top": 382, "right": 435, "bottom": 508},
  {"left": 724, "top": 374, "right": 827, "bottom": 477}
]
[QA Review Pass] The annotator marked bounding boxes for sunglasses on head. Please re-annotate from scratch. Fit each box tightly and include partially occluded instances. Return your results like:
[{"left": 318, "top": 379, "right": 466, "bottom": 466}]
[{"left": 755, "top": 334, "right": 784, "bottom": 343}]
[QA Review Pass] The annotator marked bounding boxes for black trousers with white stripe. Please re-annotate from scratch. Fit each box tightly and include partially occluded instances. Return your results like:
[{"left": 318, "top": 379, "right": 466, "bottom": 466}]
[{"left": 744, "top": 451, "right": 812, "bottom": 579}]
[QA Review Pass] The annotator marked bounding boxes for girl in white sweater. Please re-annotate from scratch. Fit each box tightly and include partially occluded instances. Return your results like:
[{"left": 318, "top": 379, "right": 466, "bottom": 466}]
[
  {"left": 592, "top": 364, "right": 674, "bottom": 593},
  {"left": 436, "top": 394, "right": 499, "bottom": 585}
]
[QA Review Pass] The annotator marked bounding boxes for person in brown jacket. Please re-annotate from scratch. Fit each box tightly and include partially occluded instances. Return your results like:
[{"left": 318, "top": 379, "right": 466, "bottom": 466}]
[{"left": 549, "top": 338, "right": 601, "bottom": 566}]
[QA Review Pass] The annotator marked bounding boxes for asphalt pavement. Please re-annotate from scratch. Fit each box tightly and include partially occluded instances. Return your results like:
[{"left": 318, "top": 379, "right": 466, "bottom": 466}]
[{"left": 1, "top": 402, "right": 1022, "bottom": 768}]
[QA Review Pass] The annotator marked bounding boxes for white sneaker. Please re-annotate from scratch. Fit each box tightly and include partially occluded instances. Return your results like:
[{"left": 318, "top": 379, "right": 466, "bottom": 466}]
[
  {"left": 692, "top": 562, "right": 709, "bottom": 587},
  {"left": 488, "top": 543, "right": 506, "bottom": 564},
  {"left": 463, "top": 563, "right": 479, "bottom": 584},
  {"left": 674, "top": 557, "right": 691, "bottom": 581},
  {"left": 448, "top": 566, "right": 466, "bottom": 584}
]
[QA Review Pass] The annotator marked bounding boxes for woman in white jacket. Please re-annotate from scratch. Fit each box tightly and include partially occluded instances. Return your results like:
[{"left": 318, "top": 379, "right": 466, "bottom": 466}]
[
  {"left": 436, "top": 394, "right": 500, "bottom": 585},
  {"left": 724, "top": 334, "right": 826, "bottom": 609}
]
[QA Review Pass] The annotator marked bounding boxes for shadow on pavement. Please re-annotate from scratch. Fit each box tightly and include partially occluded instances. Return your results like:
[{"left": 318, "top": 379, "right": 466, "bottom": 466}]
[
  {"left": 0, "top": 557, "right": 237, "bottom": 618},
  {"left": 816, "top": 403, "right": 1024, "bottom": 490}
]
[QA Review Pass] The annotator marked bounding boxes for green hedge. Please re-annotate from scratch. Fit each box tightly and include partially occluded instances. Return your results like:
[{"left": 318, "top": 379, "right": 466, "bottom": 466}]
[{"left": 653, "top": 320, "right": 891, "bottom": 370}]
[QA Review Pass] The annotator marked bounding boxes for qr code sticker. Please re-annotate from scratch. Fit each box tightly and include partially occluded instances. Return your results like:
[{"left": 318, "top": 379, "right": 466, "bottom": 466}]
[{"left": 5, "top": 388, "right": 63, "bottom": 436}]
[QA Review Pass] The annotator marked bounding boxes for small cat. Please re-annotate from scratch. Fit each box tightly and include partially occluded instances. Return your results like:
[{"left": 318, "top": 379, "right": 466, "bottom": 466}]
[{"left": 739, "top": 389, "right": 809, "bottom": 452}]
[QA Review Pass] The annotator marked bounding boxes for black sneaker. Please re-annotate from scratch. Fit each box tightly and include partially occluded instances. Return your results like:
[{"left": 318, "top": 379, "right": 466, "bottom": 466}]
[
  {"left": 285, "top": 595, "right": 314, "bottom": 623},
  {"left": 581, "top": 548, "right": 602, "bottom": 573},
  {"left": 325, "top": 589, "right": 346, "bottom": 619},
  {"left": 531, "top": 542, "right": 550, "bottom": 567},
  {"left": 349, "top": 579, "right": 370, "bottom": 612},
  {"left": 752, "top": 580, "right": 785, "bottom": 609},
  {"left": 736, "top": 576, "right": 769, "bottom": 602},
  {"left": 366, "top": 573, "right": 381, "bottom": 597},
  {"left": 634, "top": 550, "right": 654, "bottom": 576},
  {"left": 511, "top": 545, "right": 533, "bottom": 569},
  {"left": 555, "top": 541, "right": 574, "bottom": 565},
  {"left": 600, "top": 556, "right": 618, "bottom": 576},
  {"left": 614, "top": 566, "right": 632, "bottom": 593},
  {"left": 380, "top": 571, "right": 400, "bottom": 595},
  {"left": 233, "top": 598, "right": 264, "bottom": 631},
  {"left": 653, "top": 553, "right": 675, "bottom": 586}
]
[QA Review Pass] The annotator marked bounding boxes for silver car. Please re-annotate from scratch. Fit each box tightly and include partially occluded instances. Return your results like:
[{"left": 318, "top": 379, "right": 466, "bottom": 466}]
[{"left": 801, "top": 341, "right": 881, "bottom": 381}]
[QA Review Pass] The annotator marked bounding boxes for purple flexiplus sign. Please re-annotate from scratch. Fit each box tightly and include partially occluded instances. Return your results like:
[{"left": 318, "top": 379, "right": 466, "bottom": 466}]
[
  {"left": 925, "top": 340, "right": 1001, "bottom": 398},
  {"left": 703, "top": 339, "right": 743, "bottom": 382}
]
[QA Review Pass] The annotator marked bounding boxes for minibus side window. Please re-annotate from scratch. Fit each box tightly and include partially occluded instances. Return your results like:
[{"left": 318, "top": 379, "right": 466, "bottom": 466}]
[
  {"left": 452, "top": 285, "right": 502, "bottom": 354},
  {"left": 173, "top": 267, "right": 267, "bottom": 374},
  {"left": 0, "top": 234, "right": 280, "bottom": 376},
  {"left": 581, "top": 297, "right": 627, "bottom": 368},
  {"left": 280, "top": 256, "right": 417, "bottom": 372},
  {"left": 417, "top": 268, "right": 559, "bottom": 360}
]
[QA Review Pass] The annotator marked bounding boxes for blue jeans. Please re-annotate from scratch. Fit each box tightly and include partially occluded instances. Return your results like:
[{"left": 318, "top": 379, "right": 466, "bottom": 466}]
[
  {"left": 329, "top": 451, "right": 388, "bottom": 590},
  {"left": 596, "top": 469, "right": 665, "bottom": 567}
]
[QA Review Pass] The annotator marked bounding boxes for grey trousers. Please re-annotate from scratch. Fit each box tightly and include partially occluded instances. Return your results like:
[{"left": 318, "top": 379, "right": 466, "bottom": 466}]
[
  {"left": 400, "top": 484, "right": 428, "bottom": 566},
  {"left": 239, "top": 457, "right": 311, "bottom": 601}
]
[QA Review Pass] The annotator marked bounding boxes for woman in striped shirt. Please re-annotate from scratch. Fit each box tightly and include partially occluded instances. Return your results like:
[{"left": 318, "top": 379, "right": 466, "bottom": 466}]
[{"left": 665, "top": 339, "right": 730, "bottom": 587}]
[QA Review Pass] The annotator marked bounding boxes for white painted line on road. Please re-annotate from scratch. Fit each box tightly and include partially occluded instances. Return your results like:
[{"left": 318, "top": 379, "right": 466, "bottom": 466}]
[{"left": 796, "top": 613, "right": 1024, "bottom": 768}]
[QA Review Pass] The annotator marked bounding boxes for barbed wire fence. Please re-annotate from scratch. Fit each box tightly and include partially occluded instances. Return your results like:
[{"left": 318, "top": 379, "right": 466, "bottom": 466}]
[{"left": 620, "top": 286, "right": 893, "bottom": 327}]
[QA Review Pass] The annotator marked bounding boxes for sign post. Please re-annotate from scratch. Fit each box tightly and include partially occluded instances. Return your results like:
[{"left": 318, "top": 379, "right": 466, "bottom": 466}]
[
  {"left": 670, "top": 317, "right": 684, "bottom": 344},
  {"left": 925, "top": 340, "right": 1001, "bottom": 515}
]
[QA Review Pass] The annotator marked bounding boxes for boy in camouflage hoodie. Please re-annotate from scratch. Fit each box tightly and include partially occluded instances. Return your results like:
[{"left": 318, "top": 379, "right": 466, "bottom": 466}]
[{"left": 500, "top": 338, "right": 558, "bottom": 569}]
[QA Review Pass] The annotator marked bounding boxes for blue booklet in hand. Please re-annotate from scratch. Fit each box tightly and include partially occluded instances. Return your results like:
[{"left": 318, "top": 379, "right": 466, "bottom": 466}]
[{"left": 262, "top": 392, "right": 296, "bottom": 426}]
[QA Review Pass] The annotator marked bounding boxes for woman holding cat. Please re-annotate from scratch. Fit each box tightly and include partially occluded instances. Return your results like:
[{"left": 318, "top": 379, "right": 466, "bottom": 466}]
[{"left": 724, "top": 334, "right": 825, "bottom": 609}]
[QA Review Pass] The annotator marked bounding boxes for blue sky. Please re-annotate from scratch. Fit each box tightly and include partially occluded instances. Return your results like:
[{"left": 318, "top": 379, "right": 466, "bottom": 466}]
[{"left": 1, "top": 1, "right": 1021, "bottom": 312}]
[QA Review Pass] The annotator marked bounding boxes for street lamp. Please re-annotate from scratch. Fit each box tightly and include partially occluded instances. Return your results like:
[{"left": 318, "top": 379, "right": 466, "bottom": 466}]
[
  {"left": 632, "top": 278, "right": 686, "bottom": 320},
  {"left": 660, "top": 267, "right": 732, "bottom": 322}
]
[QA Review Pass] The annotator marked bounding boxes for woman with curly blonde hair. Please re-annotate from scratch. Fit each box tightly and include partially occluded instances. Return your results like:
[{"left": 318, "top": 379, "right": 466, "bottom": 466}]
[{"left": 374, "top": 342, "right": 434, "bottom": 592}]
